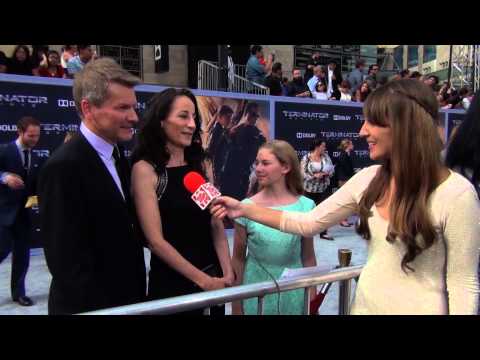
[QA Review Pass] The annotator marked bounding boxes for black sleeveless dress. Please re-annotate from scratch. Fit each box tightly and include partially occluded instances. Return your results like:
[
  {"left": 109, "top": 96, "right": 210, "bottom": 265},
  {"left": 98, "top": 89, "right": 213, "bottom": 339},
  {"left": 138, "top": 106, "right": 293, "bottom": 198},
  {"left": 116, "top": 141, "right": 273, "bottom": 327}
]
[{"left": 147, "top": 165, "right": 224, "bottom": 315}]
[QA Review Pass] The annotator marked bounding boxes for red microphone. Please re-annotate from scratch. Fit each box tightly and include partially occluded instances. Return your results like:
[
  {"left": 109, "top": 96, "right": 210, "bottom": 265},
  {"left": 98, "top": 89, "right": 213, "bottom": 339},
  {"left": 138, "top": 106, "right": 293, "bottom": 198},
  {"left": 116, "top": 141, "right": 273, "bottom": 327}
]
[{"left": 183, "top": 171, "right": 221, "bottom": 210}]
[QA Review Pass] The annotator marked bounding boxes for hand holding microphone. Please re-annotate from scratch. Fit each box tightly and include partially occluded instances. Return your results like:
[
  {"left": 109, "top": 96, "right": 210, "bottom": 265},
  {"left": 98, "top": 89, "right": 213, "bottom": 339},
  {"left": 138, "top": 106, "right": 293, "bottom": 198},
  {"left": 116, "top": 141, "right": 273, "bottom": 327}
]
[
  {"left": 210, "top": 196, "right": 244, "bottom": 220},
  {"left": 183, "top": 171, "right": 244, "bottom": 219}
]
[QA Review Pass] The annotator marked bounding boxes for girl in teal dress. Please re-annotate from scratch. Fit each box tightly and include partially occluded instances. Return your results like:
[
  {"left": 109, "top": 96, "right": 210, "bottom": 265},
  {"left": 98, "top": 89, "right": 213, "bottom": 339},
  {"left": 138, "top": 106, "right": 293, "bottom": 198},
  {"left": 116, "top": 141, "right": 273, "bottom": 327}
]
[{"left": 232, "top": 140, "right": 317, "bottom": 315}]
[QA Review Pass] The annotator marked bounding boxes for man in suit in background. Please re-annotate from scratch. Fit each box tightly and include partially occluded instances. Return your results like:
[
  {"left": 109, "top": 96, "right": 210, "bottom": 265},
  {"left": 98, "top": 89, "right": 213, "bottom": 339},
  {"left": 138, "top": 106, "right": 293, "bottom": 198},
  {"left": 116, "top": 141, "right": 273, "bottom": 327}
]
[
  {"left": 347, "top": 58, "right": 366, "bottom": 95},
  {"left": 326, "top": 60, "right": 343, "bottom": 100},
  {"left": 0, "top": 116, "right": 41, "bottom": 306},
  {"left": 38, "top": 57, "right": 146, "bottom": 314}
]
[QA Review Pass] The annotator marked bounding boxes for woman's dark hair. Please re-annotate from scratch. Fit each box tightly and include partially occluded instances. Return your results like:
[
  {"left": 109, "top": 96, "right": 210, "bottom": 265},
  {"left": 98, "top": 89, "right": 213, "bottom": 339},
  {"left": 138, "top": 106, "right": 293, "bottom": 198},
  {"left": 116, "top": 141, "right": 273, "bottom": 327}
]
[
  {"left": 315, "top": 80, "right": 327, "bottom": 92},
  {"left": 409, "top": 71, "right": 422, "bottom": 79},
  {"left": 445, "top": 91, "right": 480, "bottom": 196},
  {"left": 47, "top": 50, "right": 60, "bottom": 66},
  {"left": 356, "top": 81, "right": 371, "bottom": 102},
  {"left": 11, "top": 45, "right": 31, "bottom": 63},
  {"left": 131, "top": 88, "right": 206, "bottom": 176},
  {"left": 308, "top": 138, "right": 326, "bottom": 152}
]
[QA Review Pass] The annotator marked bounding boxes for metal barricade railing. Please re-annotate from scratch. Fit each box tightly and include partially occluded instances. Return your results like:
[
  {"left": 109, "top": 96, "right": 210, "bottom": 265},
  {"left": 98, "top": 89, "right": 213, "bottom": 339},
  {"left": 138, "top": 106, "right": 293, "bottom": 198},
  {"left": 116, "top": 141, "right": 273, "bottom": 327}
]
[
  {"left": 197, "top": 60, "right": 269, "bottom": 96},
  {"left": 80, "top": 263, "right": 363, "bottom": 316},
  {"left": 229, "top": 72, "right": 270, "bottom": 96},
  {"left": 206, "top": 61, "right": 247, "bottom": 80}
]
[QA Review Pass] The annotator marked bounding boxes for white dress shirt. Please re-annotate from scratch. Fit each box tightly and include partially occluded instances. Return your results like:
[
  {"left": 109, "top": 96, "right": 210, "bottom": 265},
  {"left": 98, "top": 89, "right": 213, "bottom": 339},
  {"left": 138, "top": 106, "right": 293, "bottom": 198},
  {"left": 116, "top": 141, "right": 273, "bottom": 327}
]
[
  {"left": 80, "top": 123, "right": 125, "bottom": 200},
  {"left": 327, "top": 68, "right": 334, "bottom": 98}
]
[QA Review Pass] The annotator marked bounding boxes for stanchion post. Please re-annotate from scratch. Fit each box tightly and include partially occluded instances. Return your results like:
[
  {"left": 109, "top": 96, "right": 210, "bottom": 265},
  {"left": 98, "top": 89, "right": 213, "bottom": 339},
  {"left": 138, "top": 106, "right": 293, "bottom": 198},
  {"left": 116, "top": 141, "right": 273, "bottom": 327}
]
[{"left": 338, "top": 249, "right": 352, "bottom": 315}]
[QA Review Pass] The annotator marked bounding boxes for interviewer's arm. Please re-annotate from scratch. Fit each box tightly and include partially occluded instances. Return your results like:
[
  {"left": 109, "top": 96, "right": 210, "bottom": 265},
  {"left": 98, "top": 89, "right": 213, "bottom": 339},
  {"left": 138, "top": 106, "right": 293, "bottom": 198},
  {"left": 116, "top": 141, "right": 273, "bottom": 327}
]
[
  {"left": 213, "top": 165, "right": 379, "bottom": 237},
  {"left": 279, "top": 166, "right": 378, "bottom": 236}
]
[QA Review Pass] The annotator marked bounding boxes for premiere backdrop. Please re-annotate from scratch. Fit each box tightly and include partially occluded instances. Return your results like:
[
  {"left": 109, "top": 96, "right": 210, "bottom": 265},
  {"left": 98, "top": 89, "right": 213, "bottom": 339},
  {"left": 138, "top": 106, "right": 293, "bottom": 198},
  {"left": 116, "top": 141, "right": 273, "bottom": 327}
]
[{"left": 0, "top": 75, "right": 464, "bottom": 246}]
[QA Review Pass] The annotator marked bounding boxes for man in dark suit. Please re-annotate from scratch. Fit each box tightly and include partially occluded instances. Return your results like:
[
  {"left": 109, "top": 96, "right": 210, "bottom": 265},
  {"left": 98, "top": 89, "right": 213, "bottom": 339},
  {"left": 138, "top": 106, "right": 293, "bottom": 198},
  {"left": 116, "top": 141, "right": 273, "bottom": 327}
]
[
  {"left": 0, "top": 116, "right": 41, "bottom": 306},
  {"left": 38, "top": 57, "right": 146, "bottom": 315},
  {"left": 264, "top": 62, "right": 283, "bottom": 96}
]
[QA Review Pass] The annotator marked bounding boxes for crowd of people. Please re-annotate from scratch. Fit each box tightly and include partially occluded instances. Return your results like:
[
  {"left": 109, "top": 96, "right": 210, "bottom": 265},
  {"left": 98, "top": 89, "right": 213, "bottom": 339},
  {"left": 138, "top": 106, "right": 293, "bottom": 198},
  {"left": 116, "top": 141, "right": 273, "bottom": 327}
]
[
  {"left": 1, "top": 55, "right": 479, "bottom": 316},
  {"left": 0, "top": 45, "right": 96, "bottom": 79},
  {"left": 245, "top": 46, "right": 474, "bottom": 110},
  {"left": 1, "top": 44, "right": 474, "bottom": 112}
]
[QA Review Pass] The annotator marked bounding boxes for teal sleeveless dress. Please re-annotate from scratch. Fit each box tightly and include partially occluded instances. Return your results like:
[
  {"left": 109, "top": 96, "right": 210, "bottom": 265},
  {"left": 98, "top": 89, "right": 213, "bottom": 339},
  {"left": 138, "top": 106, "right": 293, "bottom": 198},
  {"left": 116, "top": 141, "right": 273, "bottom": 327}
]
[{"left": 235, "top": 196, "right": 316, "bottom": 315}]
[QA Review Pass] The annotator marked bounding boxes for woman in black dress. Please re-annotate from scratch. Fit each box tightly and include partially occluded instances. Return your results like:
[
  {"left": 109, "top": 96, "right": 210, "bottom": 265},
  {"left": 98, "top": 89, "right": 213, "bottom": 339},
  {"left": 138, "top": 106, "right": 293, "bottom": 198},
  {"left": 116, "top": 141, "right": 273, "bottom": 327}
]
[
  {"left": 335, "top": 139, "right": 355, "bottom": 227},
  {"left": 131, "top": 88, "right": 234, "bottom": 315}
]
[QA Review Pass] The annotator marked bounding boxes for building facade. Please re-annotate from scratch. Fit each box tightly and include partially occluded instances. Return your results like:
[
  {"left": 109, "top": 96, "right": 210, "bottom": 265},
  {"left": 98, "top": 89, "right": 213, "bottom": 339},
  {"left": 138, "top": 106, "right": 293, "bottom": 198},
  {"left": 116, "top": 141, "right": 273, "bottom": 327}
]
[{"left": 379, "top": 45, "right": 474, "bottom": 85}]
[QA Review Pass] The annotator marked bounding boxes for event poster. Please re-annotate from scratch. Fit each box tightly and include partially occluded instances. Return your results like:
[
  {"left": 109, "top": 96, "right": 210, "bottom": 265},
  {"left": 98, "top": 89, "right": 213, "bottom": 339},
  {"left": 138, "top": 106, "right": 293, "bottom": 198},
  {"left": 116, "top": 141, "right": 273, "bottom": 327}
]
[{"left": 196, "top": 95, "right": 270, "bottom": 201}]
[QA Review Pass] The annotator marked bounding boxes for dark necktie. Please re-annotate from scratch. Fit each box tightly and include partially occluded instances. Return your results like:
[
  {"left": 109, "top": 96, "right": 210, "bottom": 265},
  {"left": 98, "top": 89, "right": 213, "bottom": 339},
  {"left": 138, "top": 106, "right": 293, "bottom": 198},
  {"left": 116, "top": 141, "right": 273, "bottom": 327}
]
[
  {"left": 23, "top": 149, "right": 30, "bottom": 172},
  {"left": 112, "top": 146, "right": 129, "bottom": 201}
]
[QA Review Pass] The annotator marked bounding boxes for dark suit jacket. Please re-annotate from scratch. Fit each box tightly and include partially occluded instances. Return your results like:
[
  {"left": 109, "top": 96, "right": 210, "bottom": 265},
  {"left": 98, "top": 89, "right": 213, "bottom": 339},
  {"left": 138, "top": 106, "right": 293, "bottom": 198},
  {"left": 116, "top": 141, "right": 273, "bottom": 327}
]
[
  {"left": 286, "top": 80, "right": 310, "bottom": 97},
  {"left": 335, "top": 150, "right": 354, "bottom": 182},
  {"left": 38, "top": 133, "right": 146, "bottom": 314},
  {"left": 0, "top": 142, "right": 40, "bottom": 226}
]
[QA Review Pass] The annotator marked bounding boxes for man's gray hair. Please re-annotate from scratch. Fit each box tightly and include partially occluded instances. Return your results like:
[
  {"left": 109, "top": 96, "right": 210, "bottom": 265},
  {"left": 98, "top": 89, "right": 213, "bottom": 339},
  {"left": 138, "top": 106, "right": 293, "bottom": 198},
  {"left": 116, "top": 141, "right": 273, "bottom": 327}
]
[{"left": 73, "top": 57, "right": 141, "bottom": 117}]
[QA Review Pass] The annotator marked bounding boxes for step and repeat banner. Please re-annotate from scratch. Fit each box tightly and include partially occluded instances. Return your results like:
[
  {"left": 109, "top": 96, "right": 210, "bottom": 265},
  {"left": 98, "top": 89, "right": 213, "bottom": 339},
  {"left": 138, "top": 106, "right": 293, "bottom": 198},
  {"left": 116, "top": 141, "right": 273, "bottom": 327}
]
[
  {"left": 275, "top": 100, "right": 374, "bottom": 172},
  {"left": 0, "top": 75, "right": 466, "bottom": 246}
]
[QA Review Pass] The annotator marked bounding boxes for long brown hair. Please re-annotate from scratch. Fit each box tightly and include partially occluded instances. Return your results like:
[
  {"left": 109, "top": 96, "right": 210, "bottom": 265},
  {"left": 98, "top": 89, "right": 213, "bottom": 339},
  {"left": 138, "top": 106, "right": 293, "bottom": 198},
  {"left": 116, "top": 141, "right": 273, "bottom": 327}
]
[
  {"left": 356, "top": 79, "right": 444, "bottom": 273},
  {"left": 258, "top": 140, "right": 304, "bottom": 196}
]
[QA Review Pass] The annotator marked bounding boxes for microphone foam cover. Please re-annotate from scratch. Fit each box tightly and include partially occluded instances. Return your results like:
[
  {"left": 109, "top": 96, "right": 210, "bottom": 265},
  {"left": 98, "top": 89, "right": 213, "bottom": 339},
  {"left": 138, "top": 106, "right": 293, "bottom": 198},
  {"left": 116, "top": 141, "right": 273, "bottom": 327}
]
[{"left": 183, "top": 171, "right": 206, "bottom": 194}]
